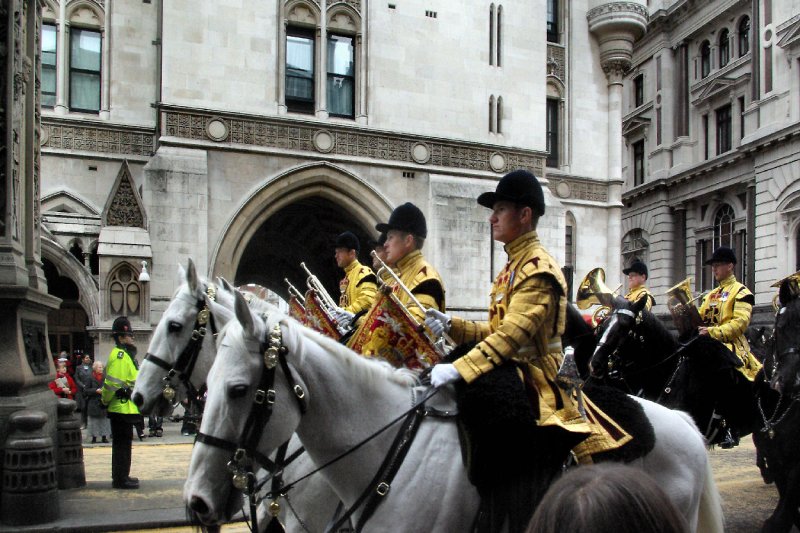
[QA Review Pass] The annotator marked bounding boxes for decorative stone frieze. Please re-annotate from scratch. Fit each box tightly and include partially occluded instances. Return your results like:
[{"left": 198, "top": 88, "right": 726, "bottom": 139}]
[
  {"left": 547, "top": 178, "right": 609, "bottom": 203},
  {"left": 41, "top": 119, "right": 155, "bottom": 156},
  {"left": 162, "top": 108, "right": 545, "bottom": 175}
]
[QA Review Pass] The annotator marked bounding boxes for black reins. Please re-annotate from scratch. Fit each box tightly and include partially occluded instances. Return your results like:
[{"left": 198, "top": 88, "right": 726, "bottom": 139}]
[
  {"left": 144, "top": 285, "right": 219, "bottom": 406},
  {"left": 757, "top": 307, "right": 800, "bottom": 439}
]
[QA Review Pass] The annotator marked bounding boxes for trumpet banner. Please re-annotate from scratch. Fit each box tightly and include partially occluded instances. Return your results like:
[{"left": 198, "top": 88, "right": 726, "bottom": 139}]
[
  {"left": 347, "top": 290, "right": 440, "bottom": 370},
  {"left": 304, "top": 290, "right": 341, "bottom": 340},
  {"left": 288, "top": 297, "right": 306, "bottom": 323}
]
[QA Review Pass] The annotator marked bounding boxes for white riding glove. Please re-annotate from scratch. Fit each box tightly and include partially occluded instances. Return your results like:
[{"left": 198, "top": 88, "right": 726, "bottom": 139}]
[
  {"left": 333, "top": 307, "right": 355, "bottom": 327},
  {"left": 430, "top": 363, "right": 462, "bottom": 388},
  {"left": 424, "top": 308, "right": 452, "bottom": 338}
]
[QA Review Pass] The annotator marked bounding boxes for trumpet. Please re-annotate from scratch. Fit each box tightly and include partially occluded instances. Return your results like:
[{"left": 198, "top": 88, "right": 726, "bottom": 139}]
[
  {"left": 300, "top": 262, "right": 349, "bottom": 335},
  {"left": 369, "top": 250, "right": 456, "bottom": 353},
  {"left": 284, "top": 278, "right": 306, "bottom": 306}
]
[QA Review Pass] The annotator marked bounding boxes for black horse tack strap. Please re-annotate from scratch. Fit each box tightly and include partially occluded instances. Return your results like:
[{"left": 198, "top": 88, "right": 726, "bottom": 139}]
[{"left": 323, "top": 405, "right": 427, "bottom": 533}]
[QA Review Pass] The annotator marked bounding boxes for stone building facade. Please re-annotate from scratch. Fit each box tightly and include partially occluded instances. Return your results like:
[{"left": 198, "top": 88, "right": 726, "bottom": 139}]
[
  {"left": 620, "top": 0, "right": 799, "bottom": 325},
  {"left": 37, "top": 0, "right": 648, "bottom": 357}
]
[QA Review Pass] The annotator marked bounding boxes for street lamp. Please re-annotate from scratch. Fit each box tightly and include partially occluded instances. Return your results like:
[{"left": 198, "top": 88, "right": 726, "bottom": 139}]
[{"left": 139, "top": 260, "right": 151, "bottom": 283}]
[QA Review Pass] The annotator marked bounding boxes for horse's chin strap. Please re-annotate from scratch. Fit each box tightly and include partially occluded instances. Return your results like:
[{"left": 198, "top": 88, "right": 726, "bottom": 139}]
[{"left": 145, "top": 285, "right": 219, "bottom": 406}]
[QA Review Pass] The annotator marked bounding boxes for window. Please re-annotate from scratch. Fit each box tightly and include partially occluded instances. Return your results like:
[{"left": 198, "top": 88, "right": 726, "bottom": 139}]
[
  {"left": 489, "top": 95, "right": 495, "bottom": 133},
  {"left": 547, "top": 0, "right": 559, "bottom": 43},
  {"left": 700, "top": 40, "right": 711, "bottom": 78},
  {"left": 622, "top": 229, "right": 649, "bottom": 271},
  {"left": 42, "top": 23, "right": 57, "bottom": 108},
  {"left": 719, "top": 29, "right": 730, "bottom": 68},
  {"left": 633, "top": 140, "right": 645, "bottom": 186},
  {"left": 69, "top": 28, "right": 102, "bottom": 113},
  {"left": 546, "top": 98, "right": 559, "bottom": 167},
  {"left": 796, "top": 227, "right": 800, "bottom": 271},
  {"left": 496, "top": 5, "right": 502, "bottom": 67},
  {"left": 714, "top": 204, "right": 735, "bottom": 249},
  {"left": 489, "top": 5, "right": 495, "bottom": 66},
  {"left": 738, "top": 96, "right": 746, "bottom": 139},
  {"left": 327, "top": 34, "right": 354, "bottom": 118},
  {"left": 738, "top": 16, "right": 750, "bottom": 57},
  {"left": 702, "top": 114, "right": 709, "bottom": 159},
  {"left": 496, "top": 96, "right": 503, "bottom": 134},
  {"left": 633, "top": 74, "right": 644, "bottom": 108},
  {"left": 286, "top": 28, "right": 315, "bottom": 114},
  {"left": 108, "top": 264, "right": 141, "bottom": 317},
  {"left": 716, "top": 104, "right": 732, "bottom": 154}
]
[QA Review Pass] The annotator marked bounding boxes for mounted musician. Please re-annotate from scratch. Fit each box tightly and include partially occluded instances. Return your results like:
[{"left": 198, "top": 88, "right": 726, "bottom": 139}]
[
  {"left": 623, "top": 258, "right": 655, "bottom": 311},
  {"left": 424, "top": 170, "right": 631, "bottom": 532},
  {"left": 331, "top": 231, "right": 378, "bottom": 327},
  {"left": 698, "top": 245, "right": 762, "bottom": 448}
]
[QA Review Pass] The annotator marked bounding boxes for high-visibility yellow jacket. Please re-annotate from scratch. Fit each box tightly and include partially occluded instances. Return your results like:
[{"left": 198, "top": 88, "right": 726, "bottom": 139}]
[{"left": 101, "top": 345, "right": 140, "bottom": 415}]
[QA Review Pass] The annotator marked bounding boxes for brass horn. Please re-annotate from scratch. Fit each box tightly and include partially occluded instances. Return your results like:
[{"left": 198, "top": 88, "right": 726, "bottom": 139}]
[
  {"left": 576, "top": 268, "right": 616, "bottom": 311},
  {"left": 666, "top": 277, "right": 705, "bottom": 338},
  {"left": 770, "top": 270, "right": 800, "bottom": 311}
]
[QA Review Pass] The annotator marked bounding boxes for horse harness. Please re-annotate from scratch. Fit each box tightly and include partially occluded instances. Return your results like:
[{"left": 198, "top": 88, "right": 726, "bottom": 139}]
[
  {"left": 195, "top": 315, "right": 454, "bottom": 533},
  {"left": 144, "top": 285, "right": 219, "bottom": 407}
]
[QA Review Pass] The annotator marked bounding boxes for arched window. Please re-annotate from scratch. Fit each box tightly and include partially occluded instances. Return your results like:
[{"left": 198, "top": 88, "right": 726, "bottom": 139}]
[
  {"left": 89, "top": 242, "right": 99, "bottom": 276},
  {"left": 713, "top": 204, "right": 735, "bottom": 249},
  {"left": 795, "top": 226, "right": 800, "bottom": 271},
  {"left": 719, "top": 29, "right": 730, "bottom": 68},
  {"left": 108, "top": 263, "right": 141, "bottom": 317},
  {"left": 700, "top": 40, "right": 711, "bottom": 78},
  {"left": 489, "top": 95, "right": 495, "bottom": 133},
  {"left": 621, "top": 229, "right": 649, "bottom": 268},
  {"left": 69, "top": 241, "right": 84, "bottom": 264},
  {"left": 738, "top": 16, "right": 750, "bottom": 57},
  {"left": 496, "top": 96, "right": 503, "bottom": 134}
]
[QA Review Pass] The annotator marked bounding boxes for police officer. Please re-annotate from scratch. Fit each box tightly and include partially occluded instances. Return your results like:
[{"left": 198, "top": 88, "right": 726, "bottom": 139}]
[
  {"left": 698, "top": 246, "right": 762, "bottom": 448},
  {"left": 332, "top": 231, "right": 378, "bottom": 326},
  {"left": 424, "top": 170, "right": 591, "bottom": 532},
  {"left": 374, "top": 202, "right": 446, "bottom": 322},
  {"left": 622, "top": 259, "right": 655, "bottom": 311},
  {"left": 101, "top": 316, "right": 141, "bottom": 489}
]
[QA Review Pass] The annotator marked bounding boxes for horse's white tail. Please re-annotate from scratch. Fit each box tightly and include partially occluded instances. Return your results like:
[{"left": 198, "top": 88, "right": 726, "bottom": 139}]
[{"left": 695, "top": 442, "right": 725, "bottom": 533}]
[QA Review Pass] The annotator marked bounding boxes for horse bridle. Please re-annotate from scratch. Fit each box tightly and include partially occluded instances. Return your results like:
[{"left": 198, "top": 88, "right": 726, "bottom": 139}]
[
  {"left": 195, "top": 319, "right": 308, "bottom": 532},
  {"left": 144, "top": 284, "right": 219, "bottom": 406},
  {"left": 595, "top": 309, "right": 644, "bottom": 375}
]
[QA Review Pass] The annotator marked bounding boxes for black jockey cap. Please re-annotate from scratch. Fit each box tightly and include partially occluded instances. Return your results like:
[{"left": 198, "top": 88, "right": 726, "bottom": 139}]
[
  {"left": 335, "top": 231, "right": 360, "bottom": 252},
  {"left": 623, "top": 259, "right": 648, "bottom": 278},
  {"left": 369, "top": 232, "right": 387, "bottom": 249},
  {"left": 705, "top": 246, "right": 737, "bottom": 265},
  {"left": 111, "top": 316, "right": 133, "bottom": 335},
  {"left": 375, "top": 202, "right": 427, "bottom": 238},
  {"left": 477, "top": 169, "right": 546, "bottom": 216}
]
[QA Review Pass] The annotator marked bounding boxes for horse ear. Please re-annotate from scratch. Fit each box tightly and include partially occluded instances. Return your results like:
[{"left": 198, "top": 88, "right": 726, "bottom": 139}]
[
  {"left": 187, "top": 258, "right": 198, "bottom": 293},
  {"left": 219, "top": 277, "right": 234, "bottom": 292},
  {"left": 234, "top": 290, "right": 256, "bottom": 336},
  {"left": 779, "top": 279, "right": 793, "bottom": 308}
]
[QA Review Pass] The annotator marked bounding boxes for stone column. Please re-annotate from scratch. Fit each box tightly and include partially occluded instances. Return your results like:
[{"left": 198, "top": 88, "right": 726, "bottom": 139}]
[
  {"left": 0, "top": 0, "right": 61, "bottom": 523},
  {"left": 587, "top": 1, "right": 647, "bottom": 285}
]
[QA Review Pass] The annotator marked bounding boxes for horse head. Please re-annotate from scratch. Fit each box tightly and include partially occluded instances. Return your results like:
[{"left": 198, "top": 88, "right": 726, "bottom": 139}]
[
  {"left": 185, "top": 291, "right": 305, "bottom": 527},
  {"left": 132, "top": 258, "right": 233, "bottom": 416},
  {"left": 589, "top": 294, "right": 649, "bottom": 378},
  {"left": 771, "top": 280, "right": 800, "bottom": 396}
]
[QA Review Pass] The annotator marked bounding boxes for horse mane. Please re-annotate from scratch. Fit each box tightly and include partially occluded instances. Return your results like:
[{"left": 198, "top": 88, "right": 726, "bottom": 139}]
[{"left": 279, "top": 317, "right": 420, "bottom": 388}]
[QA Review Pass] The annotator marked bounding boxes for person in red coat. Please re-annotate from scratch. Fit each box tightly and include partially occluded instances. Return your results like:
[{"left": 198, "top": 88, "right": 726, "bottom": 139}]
[{"left": 49, "top": 360, "right": 78, "bottom": 400}]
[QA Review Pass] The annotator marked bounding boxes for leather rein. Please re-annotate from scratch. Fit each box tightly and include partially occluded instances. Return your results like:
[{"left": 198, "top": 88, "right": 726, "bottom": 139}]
[{"left": 144, "top": 285, "right": 219, "bottom": 407}]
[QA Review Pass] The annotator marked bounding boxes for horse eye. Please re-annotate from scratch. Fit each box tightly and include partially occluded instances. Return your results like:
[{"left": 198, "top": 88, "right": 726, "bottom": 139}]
[
  {"left": 228, "top": 384, "right": 248, "bottom": 399},
  {"left": 168, "top": 321, "right": 183, "bottom": 333}
]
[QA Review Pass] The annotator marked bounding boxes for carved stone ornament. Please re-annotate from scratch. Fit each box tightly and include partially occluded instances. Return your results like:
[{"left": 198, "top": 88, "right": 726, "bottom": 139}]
[
  {"left": 22, "top": 319, "right": 50, "bottom": 376},
  {"left": 206, "top": 118, "right": 229, "bottom": 141},
  {"left": 41, "top": 119, "right": 155, "bottom": 156},
  {"left": 104, "top": 161, "right": 146, "bottom": 228}
]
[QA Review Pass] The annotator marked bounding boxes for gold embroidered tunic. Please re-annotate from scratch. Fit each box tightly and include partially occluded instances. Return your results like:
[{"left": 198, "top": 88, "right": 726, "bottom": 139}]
[
  {"left": 391, "top": 249, "right": 446, "bottom": 323},
  {"left": 624, "top": 285, "right": 655, "bottom": 311},
  {"left": 338, "top": 259, "right": 378, "bottom": 314},
  {"left": 698, "top": 274, "right": 762, "bottom": 381}
]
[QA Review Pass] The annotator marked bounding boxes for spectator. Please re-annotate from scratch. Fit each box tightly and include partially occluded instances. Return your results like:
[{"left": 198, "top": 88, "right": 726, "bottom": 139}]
[
  {"left": 49, "top": 361, "right": 78, "bottom": 400},
  {"left": 84, "top": 361, "right": 110, "bottom": 444},
  {"left": 74, "top": 354, "right": 94, "bottom": 427},
  {"left": 526, "top": 463, "right": 689, "bottom": 533}
]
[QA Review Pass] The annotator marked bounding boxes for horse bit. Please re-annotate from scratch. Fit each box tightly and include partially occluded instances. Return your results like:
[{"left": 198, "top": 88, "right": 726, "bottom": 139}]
[{"left": 144, "top": 284, "right": 219, "bottom": 406}]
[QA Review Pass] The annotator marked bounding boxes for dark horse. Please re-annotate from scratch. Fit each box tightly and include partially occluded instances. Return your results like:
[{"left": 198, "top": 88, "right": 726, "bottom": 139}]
[
  {"left": 583, "top": 295, "right": 759, "bottom": 445},
  {"left": 751, "top": 278, "right": 800, "bottom": 532}
]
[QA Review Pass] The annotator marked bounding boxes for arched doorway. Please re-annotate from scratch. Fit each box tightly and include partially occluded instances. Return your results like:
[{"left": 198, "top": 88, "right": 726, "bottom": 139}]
[
  {"left": 43, "top": 258, "right": 93, "bottom": 359},
  {"left": 236, "top": 196, "right": 376, "bottom": 299},
  {"left": 213, "top": 162, "right": 392, "bottom": 299}
]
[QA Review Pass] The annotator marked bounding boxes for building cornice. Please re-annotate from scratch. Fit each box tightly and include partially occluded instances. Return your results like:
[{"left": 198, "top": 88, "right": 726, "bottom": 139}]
[{"left": 159, "top": 105, "right": 546, "bottom": 176}]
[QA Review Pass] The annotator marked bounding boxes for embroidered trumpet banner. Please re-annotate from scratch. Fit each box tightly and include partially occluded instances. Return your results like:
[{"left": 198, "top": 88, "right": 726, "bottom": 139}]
[
  {"left": 347, "top": 290, "right": 440, "bottom": 370},
  {"left": 288, "top": 296, "right": 307, "bottom": 323},
  {"left": 304, "top": 290, "right": 341, "bottom": 340}
]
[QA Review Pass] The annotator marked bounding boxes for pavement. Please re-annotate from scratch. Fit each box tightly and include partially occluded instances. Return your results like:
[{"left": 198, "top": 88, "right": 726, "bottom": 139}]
[{"left": 0, "top": 418, "right": 249, "bottom": 533}]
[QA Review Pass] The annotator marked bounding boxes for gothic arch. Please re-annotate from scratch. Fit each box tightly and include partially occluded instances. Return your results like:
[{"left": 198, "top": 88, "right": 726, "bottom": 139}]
[
  {"left": 41, "top": 236, "right": 100, "bottom": 325},
  {"left": 327, "top": 4, "right": 361, "bottom": 33},
  {"left": 284, "top": 0, "right": 321, "bottom": 26},
  {"left": 211, "top": 162, "right": 393, "bottom": 281},
  {"left": 66, "top": 1, "right": 104, "bottom": 27}
]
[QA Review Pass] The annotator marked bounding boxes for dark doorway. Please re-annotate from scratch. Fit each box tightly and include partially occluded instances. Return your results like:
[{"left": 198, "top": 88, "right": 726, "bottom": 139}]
[
  {"left": 236, "top": 196, "right": 376, "bottom": 301},
  {"left": 43, "top": 258, "right": 92, "bottom": 358}
]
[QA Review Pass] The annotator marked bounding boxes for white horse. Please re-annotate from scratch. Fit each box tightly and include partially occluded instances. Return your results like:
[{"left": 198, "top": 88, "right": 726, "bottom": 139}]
[
  {"left": 186, "top": 292, "right": 724, "bottom": 532},
  {"left": 133, "top": 260, "right": 340, "bottom": 532}
]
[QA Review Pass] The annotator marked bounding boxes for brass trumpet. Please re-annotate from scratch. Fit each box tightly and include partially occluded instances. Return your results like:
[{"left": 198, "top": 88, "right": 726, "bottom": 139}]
[
  {"left": 370, "top": 250, "right": 456, "bottom": 353},
  {"left": 284, "top": 278, "right": 306, "bottom": 306},
  {"left": 300, "top": 262, "right": 349, "bottom": 335}
]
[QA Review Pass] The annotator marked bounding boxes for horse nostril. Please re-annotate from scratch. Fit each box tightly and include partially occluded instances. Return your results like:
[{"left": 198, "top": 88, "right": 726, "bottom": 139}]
[
  {"left": 132, "top": 392, "right": 144, "bottom": 408},
  {"left": 189, "top": 495, "right": 210, "bottom": 515}
]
